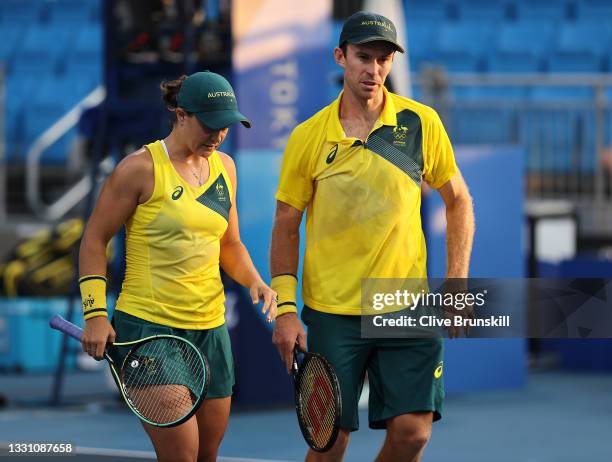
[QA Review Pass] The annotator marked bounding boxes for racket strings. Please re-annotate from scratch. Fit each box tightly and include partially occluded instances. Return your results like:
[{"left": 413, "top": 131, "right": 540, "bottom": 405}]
[
  {"left": 298, "top": 358, "right": 338, "bottom": 449},
  {"left": 121, "top": 338, "right": 205, "bottom": 425}
]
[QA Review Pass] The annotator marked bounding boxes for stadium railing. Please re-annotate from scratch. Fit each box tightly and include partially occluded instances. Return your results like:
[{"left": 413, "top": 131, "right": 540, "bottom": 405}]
[{"left": 416, "top": 70, "right": 612, "bottom": 236}]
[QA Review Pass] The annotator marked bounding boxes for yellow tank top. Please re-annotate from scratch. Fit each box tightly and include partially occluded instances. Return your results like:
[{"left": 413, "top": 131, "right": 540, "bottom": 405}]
[{"left": 115, "top": 140, "right": 233, "bottom": 329}]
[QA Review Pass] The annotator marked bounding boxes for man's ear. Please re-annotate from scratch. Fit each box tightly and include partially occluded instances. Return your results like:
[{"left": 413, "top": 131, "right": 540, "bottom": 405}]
[{"left": 333, "top": 47, "right": 346, "bottom": 68}]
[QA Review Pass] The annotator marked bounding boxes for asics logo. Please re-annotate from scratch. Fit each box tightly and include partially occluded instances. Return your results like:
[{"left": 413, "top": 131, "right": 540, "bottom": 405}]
[
  {"left": 434, "top": 362, "right": 443, "bottom": 379},
  {"left": 326, "top": 144, "right": 339, "bottom": 164},
  {"left": 172, "top": 186, "right": 184, "bottom": 200}
]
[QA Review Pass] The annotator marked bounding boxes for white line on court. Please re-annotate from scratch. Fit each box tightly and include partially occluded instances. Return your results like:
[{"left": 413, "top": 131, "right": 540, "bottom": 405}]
[{"left": 75, "top": 446, "right": 296, "bottom": 461}]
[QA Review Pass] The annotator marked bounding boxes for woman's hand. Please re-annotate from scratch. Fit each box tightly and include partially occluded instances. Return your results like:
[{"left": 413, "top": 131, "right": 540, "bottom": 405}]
[
  {"left": 82, "top": 317, "right": 116, "bottom": 360},
  {"left": 249, "top": 281, "right": 278, "bottom": 323}
]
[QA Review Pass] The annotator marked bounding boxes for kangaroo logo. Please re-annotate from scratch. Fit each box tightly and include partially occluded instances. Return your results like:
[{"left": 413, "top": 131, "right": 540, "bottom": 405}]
[
  {"left": 172, "top": 186, "right": 184, "bottom": 200},
  {"left": 393, "top": 125, "right": 409, "bottom": 146},
  {"left": 216, "top": 182, "right": 226, "bottom": 202},
  {"left": 393, "top": 125, "right": 409, "bottom": 139},
  {"left": 326, "top": 144, "right": 339, "bottom": 164}
]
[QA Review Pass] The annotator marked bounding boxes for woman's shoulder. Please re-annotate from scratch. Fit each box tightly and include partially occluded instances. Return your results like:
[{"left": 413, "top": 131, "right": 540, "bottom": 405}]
[
  {"left": 117, "top": 147, "right": 154, "bottom": 174},
  {"left": 216, "top": 151, "right": 236, "bottom": 174},
  {"left": 110, "top": 147, "right": 154, "bottom": 187}
]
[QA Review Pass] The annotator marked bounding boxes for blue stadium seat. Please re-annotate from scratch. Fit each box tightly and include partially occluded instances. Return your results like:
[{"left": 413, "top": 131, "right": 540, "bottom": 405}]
[
  {"left": 406, "top": 20, "right": 436, "bottom": 71},
  {"left": 515, "top": 0, "right": 570, "bottom": 21},
  {"left": 22, "top": 74, "right": 100, "bottom": 163},
  {"left": 547, "top": 51, "right": 603, "bottom": 73},
  {"left": 521, "top": 107, "right": 597, "bottom": 173},
  {"left": 487, "top": 20, "right": 555, "bottom": 73},
  {"left": 432, "top": 50, "right": 482, "bottom": 72},
  {"left": 437, "top": 21, "right": 494, "bottom": 55},
  {"left": 36, "top": 77, "right": 97, "bottom": 108},
  {"left": 448, "top": 107, "right": 518, "bottom": 144},
  {"left": 0, "top": 0, "right": 43, "bottom": 25},
  {"left": 5, "top": 76, "right": 44, "bottom": 161},
  {"left": 433, "top": 21, "right": 493, "bottom": 72},
  {"left": 64, "top": 25, "right": 103, "bottom": 78},
  {"left": 456, "top": 0, "right": 510, "bottom": 21},
  {"left": 546, "top": 21, "right": 610, "bottom": 72},
  {"left": 23, "top": 100, "right": 74, "bottom": 163},
  {"left": 530, "top": 86, "right": 594, "bottom": 100},
  {"left": 5, "top": 102, "right": 25, "bottom": 161},
  {"left": 0, "top": 25, "right": 26, "bottom": 68},
  {"left": 46, "top": 0, "right": 99, "bottom": 24},
  {"left": 575, "top": 0, "right": 612, "bottom": 20},
  {"left": 407, "top": 20, "right": 435, "bottom": 55},
  {"left": 405, "top": 0, "right": 448, "bottom": 23},
  {"left": 11, "top": 25, "right": 74, "bottom": 75},
  {"left": 448, "top": 87, "right": 524, "bottom": 143},
  {"left": 487, "top": 51, "right": 542, "bottom": 73},
  {"left": 495, "top": 21, "right": 556, "bottom": 55},
  {"left": 452, "top": 86, "right": 530, "bottom": 101}
]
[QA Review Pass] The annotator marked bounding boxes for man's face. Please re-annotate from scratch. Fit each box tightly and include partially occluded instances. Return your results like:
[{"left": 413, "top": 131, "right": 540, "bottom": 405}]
[{"left": 335, "top": 42, "right": 395, "bottom": 100}]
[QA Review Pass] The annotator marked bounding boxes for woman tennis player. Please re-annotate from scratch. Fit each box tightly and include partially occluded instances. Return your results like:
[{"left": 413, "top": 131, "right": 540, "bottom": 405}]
[{"left": 78, "top": 71, "right": 277, "bottom": 462}]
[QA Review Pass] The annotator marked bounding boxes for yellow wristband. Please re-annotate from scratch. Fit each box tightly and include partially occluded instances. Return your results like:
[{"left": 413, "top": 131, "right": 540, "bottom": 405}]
[
  {"left": 271, "top": 274, "right": 298, "bottom": 316},
  {"left": 79, "top": 275, "right": 108, "bottom": 320}
]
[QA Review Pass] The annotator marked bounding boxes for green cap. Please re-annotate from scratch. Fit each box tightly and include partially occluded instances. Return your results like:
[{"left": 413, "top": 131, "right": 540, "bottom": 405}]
[
  {"left": 177, "top": 71, "right": 251, "bottom": 130},
  {"left": 339, "top": 11, "right": 404, "bottom": 53}
]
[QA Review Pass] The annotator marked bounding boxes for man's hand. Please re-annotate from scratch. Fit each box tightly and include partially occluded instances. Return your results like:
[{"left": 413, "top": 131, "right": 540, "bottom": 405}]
[
  {"left": 272, "top": 313, "right": 307, "bottom": 373},
  {"left": 443, "top": 291, "right": 474, "bottom": 339},
  {"left": 82, "top": 317, "right": 116, "bottom": 360}
]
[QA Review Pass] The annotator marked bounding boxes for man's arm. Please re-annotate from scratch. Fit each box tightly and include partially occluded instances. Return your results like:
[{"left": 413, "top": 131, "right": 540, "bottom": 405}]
[
  {"left": 437, "top": 173, "right": 475, "bottom": 338},
  {"left": 437, "top": 172, "right": 474, "bottom": 278},
  {"left": 270, "top": 201, "right": 307, "bottom": 372}
]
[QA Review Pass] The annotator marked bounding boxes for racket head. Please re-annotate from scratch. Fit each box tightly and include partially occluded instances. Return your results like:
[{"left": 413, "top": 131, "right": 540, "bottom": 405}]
[
  {"left": 293, "top": 348, "right": 342, "bottom": 452},
  {"left": 116, "top": 335, "right": 209, "bottom": 427}
]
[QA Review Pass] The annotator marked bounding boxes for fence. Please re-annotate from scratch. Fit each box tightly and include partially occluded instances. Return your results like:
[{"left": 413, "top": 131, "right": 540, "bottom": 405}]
[{"left": 417, "top": 71, "right": 612, "bottom": 237}]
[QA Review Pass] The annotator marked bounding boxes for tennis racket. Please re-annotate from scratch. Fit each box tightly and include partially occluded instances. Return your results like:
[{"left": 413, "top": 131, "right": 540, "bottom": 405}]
[
  {"left": 292, "top": 346, "right": 342, "bottom": 452},
  {"left": 49, "top": 314, "right": 209, "bottom": 427}
]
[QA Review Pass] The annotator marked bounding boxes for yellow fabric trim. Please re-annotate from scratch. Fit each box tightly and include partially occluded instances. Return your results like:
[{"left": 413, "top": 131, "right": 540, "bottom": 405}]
[
  {"left": 275, "top": 191, "right": 308, "bottom": 212},
  {"left": 380, "top": 86, "right": 398, "bottom": 127},
  {"left": 271, "top": 275, "right": 298, "bottom": 316},
  {"left": 326, "top": 93, "right": 345, "bottom": 142},
  {"left": 80, "top": 276, "right": 108, "bottom": 320}
]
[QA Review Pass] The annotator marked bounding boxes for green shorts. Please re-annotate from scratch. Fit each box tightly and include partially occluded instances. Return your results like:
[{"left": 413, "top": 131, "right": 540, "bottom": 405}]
[
  {"left": 110, "top": 310, "right": 235, "bottom": 398},
  {"left": 302, "top": 306, "right": 444, "bottom": 431}
]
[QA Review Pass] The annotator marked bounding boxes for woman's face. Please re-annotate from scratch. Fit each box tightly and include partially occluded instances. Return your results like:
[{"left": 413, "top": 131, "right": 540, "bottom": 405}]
[{"left": 177, "top": 109, "right": 229, "bottom": 156}]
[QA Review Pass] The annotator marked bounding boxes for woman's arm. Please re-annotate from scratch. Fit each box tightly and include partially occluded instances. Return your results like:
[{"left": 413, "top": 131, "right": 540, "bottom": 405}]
[
  {"left": 80, "top": 148, "right": 153, "bottom": 358},
  {"left": 218, "top": 152, "right": 277, "bottom": 321}
]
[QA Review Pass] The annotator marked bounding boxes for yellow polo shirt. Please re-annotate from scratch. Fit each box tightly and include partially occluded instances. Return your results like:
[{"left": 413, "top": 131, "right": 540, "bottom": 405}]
[{"left": 276, "top": 87, "right": 458, "bottom": 315}]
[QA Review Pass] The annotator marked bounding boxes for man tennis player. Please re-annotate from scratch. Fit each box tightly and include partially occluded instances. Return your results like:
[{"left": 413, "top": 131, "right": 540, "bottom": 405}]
[{"left": 271, "top": 11, "right": 475, "bottom": 462}]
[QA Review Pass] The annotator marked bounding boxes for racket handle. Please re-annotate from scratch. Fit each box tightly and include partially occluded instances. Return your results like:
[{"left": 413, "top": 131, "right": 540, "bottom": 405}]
[{"left": 49, "top": 314, "right": 84, "bottom": 341}]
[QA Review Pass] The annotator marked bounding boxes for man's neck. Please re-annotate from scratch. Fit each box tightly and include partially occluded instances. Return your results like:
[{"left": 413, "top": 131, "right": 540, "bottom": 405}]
[{"left": 339, "top": 86, "right": 385, "bottom": 124}]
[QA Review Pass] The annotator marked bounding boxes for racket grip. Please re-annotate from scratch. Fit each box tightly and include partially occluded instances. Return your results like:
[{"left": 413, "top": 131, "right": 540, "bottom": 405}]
[{"left": 49, "top": 314, "right": 84, "bottom": 341}]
